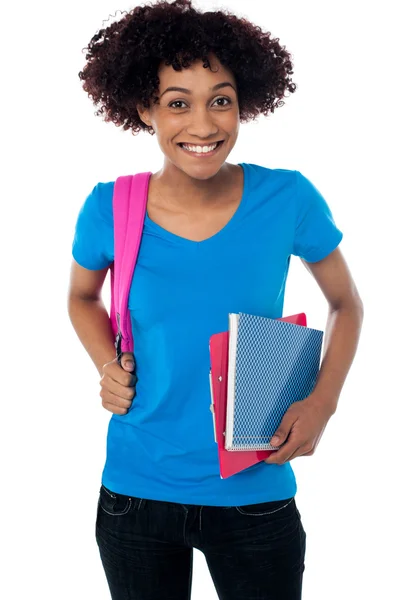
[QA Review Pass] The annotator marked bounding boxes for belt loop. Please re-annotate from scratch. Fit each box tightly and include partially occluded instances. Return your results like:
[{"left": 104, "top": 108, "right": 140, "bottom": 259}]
[{"left": 136, "top": 498, "right": 147, "bottom": 510}]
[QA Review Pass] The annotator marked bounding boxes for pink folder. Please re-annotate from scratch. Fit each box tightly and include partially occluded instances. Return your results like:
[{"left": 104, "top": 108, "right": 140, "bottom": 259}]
[{"left": 209, "top": 312, "right": 307, "bottom": 479}]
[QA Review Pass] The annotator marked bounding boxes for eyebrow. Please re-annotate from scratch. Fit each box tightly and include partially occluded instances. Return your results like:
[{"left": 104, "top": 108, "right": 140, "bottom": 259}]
[{"left": 159, "top": 81, "right": 236, "bottom": 98}]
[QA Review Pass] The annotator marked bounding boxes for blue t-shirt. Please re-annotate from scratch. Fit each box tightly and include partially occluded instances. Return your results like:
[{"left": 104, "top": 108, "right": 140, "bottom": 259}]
[{"left": 72, "top": 162, "right": 343, "bottom": 506}]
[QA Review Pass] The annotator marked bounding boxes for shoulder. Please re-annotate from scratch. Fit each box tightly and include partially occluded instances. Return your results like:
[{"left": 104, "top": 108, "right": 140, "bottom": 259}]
[
  {"left": 79, "top": 180, "right": 115, "bottom": 227},
  {"left": 91, "top": 180, "right": 115, "bottom": 218},
  {"left": 72, "top": 180, "right": 116, "bottom": 268},
  {"left": 242, "top": 163, "right": 297, "bottom": 203},
  {"left": 244, "top": 164, "right": 331, "bottom": 208},
  {"left": 243, "top": 162, "right": 297, "bottom": 186}
]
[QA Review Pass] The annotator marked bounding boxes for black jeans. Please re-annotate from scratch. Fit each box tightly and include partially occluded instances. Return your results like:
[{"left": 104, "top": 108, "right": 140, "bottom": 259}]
[{"left": 95, "top": 484, "right": 306, "bottom": 600}]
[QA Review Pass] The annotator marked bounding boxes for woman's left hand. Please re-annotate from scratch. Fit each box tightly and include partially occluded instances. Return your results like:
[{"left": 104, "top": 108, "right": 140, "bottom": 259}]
[{"left": 264, "top": 394, "right": 335, "bottom": 465}]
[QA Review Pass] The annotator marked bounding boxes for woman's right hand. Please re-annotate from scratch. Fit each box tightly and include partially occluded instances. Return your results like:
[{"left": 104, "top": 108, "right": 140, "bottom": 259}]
[{"left": 100, "top": 352, "right": 137, "bottom": 415}]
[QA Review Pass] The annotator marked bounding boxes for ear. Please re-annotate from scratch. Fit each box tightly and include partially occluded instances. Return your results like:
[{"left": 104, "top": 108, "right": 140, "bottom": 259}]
[{"left": 137, "top": 103, "right": 151, "bottom": 127}]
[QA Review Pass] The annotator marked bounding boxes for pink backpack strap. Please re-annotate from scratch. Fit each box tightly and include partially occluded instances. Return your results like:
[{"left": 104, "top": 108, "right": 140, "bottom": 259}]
[{"left": 110, "top": 172, "right": 152, "bottom": 359}]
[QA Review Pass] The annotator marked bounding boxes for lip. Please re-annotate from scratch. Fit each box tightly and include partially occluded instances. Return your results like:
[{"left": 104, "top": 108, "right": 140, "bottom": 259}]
[{"left": 177, "top": 140, "right": 225, "bottom": 158}]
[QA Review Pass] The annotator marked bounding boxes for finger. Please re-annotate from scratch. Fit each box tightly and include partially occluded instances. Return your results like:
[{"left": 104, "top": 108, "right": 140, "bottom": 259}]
[
  {"left": 283, "top": 444, "right": 310, "bottom": 462},
  {"left": 100, "top": 375, "right": 136, "bottom": 402},
  {"left": 270, "top": 413, "right": 299, "bottom": 447},
  {"left": 286, "top": 442, "right": 313, "bottom": 461},
  {"left": 102, "top": 400, "right": 129, "bottom": 415},
  {"left": 104, "top": 361, "right": 137, "bottom": 387},
  {"left": 120, "top": 352, "right": 135, "bottom": 372},
  {"left": 290, "top": 446, "right": 314, "bottom": 460},
  {"left": 101, "top": 388, "right": 133, "bottom": 412},
  {"left": 265, "top": 441, "right": 301, "bottom": 465}
]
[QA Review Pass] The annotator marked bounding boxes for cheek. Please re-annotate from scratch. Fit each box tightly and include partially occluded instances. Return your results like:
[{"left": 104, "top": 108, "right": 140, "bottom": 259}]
[{"left": 223, "top": 117, "right": 240, "bottom": 139}]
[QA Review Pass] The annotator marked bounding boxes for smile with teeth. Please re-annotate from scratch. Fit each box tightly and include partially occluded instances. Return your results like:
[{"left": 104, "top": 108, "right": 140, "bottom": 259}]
[{"left": 178, "top": 141, "right": 223, "bottom": 154}]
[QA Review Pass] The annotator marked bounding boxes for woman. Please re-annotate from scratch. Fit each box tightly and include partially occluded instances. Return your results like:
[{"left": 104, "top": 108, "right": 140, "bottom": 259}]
[{"left": 68, "top": 1, "right": 364, "bottom": 598}]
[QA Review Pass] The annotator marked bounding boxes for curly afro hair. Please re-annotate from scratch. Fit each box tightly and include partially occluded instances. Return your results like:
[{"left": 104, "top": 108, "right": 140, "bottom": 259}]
[{"left": 78, "top": 0, "right": 297, "bottom": 136}]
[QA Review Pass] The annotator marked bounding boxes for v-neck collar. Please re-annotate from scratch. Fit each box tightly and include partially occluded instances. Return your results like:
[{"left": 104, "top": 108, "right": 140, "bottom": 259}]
[{"left": 144, "top": 163, "right": 248, "bottom": 247}]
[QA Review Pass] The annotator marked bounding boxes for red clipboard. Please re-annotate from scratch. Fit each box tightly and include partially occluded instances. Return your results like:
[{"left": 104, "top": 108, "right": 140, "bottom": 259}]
[{"left": 209, "top": 312, "right": 307, "bottom": 479}]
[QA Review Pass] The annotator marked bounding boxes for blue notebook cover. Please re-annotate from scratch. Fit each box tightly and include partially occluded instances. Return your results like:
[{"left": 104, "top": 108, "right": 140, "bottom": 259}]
[{"left": 225, "top": 312, "right": 324, "bottom": 451}]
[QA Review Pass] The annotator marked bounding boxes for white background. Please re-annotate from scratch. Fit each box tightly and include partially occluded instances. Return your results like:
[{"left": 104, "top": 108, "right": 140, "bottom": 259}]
[{"left": 2, "top": 0, "right": 398, "bottom": 598}]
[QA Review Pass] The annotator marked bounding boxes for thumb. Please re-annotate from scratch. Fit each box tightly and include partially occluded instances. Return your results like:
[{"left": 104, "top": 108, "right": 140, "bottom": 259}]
[
  {"left": 120, "top": 352, "right": 135, "bottom": 372},
  {"left": 270, "top": 415, "right": 293, "bottom": 446}
]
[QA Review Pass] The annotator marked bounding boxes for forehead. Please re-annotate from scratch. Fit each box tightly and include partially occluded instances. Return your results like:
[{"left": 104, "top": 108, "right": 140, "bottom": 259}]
[{"left": 157, "top": 54, "right": 235, "bottom": 90}]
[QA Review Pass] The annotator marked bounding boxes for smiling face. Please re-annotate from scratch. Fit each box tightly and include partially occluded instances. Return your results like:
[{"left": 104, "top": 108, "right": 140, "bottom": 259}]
[{"left": 137, "top": 53, "right": 240, "bottom": 181}]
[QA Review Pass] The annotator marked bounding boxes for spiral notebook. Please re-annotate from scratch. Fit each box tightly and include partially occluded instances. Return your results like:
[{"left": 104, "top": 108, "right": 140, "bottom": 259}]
[
  {"left": 225, "top": 312, "right": 323, "bottom": 451},
  {"left": 209, "top": 312, "right": 323, "bottom": 478}
]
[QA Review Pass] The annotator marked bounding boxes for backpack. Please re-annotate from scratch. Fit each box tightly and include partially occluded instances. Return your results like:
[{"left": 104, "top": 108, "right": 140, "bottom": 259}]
[{"left": 109, "top": 172, "right": 152, "bottom": 363}]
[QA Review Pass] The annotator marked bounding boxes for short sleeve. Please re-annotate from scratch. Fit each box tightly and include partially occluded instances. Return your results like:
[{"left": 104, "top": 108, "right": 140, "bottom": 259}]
[
  {"left": 71, "top": 181, "right": 115, "bottom": 270},
  {"left": 292, "top": 170, "right": 343, "bottom": 262}
]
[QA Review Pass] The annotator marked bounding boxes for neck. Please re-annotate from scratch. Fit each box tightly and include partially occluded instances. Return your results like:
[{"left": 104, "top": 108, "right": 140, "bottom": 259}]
[{"left": 151, "top": 162, "right": 234, "bottom": 210}]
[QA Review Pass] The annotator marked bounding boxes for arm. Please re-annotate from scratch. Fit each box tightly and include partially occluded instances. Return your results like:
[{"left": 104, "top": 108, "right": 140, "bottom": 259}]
[
  {"left": 301, "top": 246, "right": 364, "bottom": 415},
  {"left": 265, "top": 247, "right": 364, "bottom": 463},
  {"left": 67, "top": 259, "right": 116, "bottom": 377}
]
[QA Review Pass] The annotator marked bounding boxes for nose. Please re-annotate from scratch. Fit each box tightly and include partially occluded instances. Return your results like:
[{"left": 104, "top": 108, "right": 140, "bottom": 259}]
[{"left": 185, "top": 106, "right": 219, "bottom": 139}]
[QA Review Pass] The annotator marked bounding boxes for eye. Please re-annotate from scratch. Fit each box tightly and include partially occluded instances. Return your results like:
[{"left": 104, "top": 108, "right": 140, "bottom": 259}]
[
  {"left": 214, "top": 97, "right": 231, "bottom": 107},
  {"left": 168, "top": 97, "right": 232, "bottom": 109},
  {"left": 168, "top": 100, "right": 187, "bottom": 109}
]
